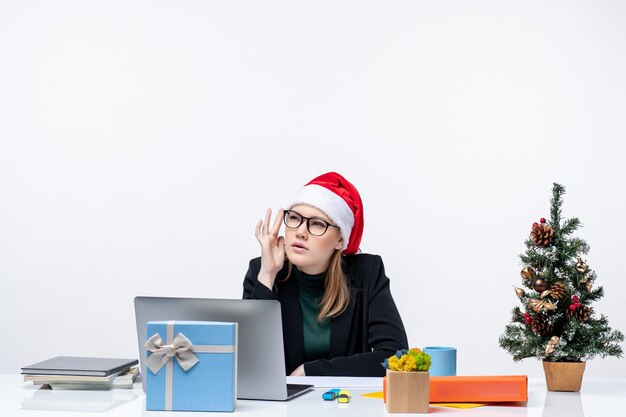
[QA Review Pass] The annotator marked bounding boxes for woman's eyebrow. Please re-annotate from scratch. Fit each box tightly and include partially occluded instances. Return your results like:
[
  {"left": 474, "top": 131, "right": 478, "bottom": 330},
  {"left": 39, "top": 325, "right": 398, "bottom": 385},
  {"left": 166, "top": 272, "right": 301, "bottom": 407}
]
[{"left": 310, "top": 215, "right": 330, "bottom": 222}]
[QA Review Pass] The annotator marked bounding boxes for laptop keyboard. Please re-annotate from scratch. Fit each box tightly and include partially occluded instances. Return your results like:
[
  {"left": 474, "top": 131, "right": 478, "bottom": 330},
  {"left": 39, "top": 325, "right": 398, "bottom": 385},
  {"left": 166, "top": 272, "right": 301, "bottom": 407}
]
[{"left": 287, "top": 383, "right": 313, "bottom": 398}]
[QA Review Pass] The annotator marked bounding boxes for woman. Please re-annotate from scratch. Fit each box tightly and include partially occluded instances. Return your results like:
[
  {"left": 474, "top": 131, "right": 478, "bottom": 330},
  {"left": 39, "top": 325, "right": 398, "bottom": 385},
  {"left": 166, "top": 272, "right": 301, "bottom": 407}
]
[{"left": 242, "top": 172, "right": 408, "bottom": 376}]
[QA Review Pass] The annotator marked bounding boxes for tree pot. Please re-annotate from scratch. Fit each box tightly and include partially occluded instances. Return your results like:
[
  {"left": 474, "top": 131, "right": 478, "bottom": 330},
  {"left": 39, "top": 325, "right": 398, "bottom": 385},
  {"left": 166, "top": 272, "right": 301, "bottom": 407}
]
[
  {"left": 542, "top": 361, "right": 586, "bottom": 392},
  {"left": 385, "top": 370, "right": 429, "bottom": 414}
]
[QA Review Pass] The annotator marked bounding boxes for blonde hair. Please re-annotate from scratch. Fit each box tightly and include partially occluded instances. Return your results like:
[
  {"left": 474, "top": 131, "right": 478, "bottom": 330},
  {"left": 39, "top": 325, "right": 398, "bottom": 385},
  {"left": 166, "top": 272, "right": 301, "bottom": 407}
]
[{"left": 285, "top": 249, "right": 350, "bottom": 322}]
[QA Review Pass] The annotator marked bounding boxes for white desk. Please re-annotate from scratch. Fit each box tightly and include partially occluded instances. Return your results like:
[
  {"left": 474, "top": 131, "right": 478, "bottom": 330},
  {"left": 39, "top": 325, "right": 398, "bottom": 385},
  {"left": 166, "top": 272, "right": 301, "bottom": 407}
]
[{"left": 2, "top": 374, "right": 625, "bottom": 416}]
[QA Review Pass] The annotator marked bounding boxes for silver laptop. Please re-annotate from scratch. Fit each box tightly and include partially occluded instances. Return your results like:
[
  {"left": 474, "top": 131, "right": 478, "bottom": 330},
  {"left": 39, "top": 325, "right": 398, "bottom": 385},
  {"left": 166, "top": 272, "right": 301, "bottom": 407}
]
[{"left": 134, "top": 296, "right": 313, "bottom": 401}]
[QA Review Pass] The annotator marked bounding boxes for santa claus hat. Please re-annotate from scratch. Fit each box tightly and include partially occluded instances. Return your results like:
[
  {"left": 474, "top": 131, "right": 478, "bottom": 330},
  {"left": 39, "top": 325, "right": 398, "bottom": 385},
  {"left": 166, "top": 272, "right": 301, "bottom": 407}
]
[{"left": 287, "top": 172, "right": 364, "bottom": 255}]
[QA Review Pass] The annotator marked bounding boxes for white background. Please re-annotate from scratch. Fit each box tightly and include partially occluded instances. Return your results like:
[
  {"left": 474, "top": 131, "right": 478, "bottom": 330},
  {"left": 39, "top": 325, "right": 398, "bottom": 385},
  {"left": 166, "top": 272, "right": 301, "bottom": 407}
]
[{"left": 1, "top": 0, "right": 625, "bottom": 378}]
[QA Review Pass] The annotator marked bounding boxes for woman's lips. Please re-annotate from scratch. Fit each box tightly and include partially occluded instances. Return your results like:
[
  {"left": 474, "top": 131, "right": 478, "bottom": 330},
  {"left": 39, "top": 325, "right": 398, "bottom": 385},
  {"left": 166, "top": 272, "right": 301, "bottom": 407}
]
[{"left": 291, "top": 243, "right": 308, "bottom": 253}]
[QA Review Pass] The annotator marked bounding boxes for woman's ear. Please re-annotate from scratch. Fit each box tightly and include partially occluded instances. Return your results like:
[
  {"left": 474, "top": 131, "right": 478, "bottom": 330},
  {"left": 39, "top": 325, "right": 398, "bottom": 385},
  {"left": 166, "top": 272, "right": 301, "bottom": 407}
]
[{"left": 335, "top": 237, "right": 343, "bottom": 250}]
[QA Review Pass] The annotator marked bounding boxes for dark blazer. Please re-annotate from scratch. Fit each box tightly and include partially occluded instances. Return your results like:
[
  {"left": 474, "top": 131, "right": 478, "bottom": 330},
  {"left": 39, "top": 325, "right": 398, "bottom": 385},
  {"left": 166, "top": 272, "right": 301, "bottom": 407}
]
[{"left": 242, "top": 253, "right": 408, "bottom": 376}]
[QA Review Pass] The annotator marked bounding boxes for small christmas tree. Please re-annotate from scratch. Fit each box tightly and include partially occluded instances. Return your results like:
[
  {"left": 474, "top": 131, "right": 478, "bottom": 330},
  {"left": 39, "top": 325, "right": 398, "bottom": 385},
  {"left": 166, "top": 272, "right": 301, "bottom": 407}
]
[{"left": 499, "top": 183, "right": 623, "bottom": 362}]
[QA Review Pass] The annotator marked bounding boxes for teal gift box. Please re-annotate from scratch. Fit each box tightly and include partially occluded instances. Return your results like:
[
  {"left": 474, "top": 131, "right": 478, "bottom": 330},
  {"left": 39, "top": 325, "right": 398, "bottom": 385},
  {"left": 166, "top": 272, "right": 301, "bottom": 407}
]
[{"left": 145, "top": 320, "right": 237, "bottom": 412}]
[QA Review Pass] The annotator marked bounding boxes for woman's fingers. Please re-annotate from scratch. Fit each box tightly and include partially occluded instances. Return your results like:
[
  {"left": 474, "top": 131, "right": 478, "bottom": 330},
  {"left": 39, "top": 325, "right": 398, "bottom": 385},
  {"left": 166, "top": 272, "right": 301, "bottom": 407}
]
[
  {"left": 255, "top": 208, "right": 284, "bottom": 277},
  {"left": 257, "top": 208, "right": 284, "bottom": 251},
  {"left": 270, "top": 208, "right": 284, "bottom": 237},
  {"left": 262, "top": 208, "right": 272, "bottom": 235},
  {"left": 255, "top": 218, "right": 263, "bottom": 241}
]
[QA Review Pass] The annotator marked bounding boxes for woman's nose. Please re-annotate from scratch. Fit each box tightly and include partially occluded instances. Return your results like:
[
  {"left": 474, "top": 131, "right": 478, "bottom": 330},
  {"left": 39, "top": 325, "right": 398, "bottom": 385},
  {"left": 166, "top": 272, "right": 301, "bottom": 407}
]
[{"left": 296, "top": 221, "right": 308, "bottom": 238}]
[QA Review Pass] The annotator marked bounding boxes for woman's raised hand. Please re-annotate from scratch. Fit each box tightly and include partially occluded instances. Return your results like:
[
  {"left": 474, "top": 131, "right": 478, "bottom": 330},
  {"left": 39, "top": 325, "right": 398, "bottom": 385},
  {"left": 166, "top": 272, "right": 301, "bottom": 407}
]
[{"left": 255, "top": 208, "right": 285, "bottom": 289}]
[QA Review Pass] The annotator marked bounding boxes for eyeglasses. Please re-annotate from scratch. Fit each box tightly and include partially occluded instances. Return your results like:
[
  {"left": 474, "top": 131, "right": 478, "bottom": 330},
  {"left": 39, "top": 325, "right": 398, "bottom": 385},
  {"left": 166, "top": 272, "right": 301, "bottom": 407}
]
[{"left": 283, "top": 210, "right": 339, "bottom": 236}]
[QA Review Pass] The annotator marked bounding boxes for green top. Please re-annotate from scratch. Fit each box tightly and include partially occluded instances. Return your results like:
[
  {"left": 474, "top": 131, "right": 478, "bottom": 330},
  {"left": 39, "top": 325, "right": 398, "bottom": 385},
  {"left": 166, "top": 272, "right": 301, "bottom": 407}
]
[{"left": 293, "top": 268, "right": 331, "bottom": 362}]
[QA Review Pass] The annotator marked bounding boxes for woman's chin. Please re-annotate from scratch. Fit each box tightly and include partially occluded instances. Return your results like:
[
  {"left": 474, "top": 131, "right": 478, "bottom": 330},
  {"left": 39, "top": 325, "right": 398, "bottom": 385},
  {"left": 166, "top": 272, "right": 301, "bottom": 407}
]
[{"left": 286, "top": 252, "right": 309, "bottom": 265}]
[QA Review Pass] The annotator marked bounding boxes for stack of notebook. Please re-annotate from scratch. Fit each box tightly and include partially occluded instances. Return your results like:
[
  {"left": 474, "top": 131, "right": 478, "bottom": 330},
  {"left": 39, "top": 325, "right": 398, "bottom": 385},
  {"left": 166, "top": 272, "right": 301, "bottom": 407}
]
[{"left": 21, "top": 356, "right": 139, "bottom": 390}]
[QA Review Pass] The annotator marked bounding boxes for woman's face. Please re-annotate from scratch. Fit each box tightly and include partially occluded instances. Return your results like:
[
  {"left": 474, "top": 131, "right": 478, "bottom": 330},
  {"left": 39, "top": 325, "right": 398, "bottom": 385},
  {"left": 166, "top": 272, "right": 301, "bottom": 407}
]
[{"left": 284, "top": 204, "right": 343, "bottom": 275}]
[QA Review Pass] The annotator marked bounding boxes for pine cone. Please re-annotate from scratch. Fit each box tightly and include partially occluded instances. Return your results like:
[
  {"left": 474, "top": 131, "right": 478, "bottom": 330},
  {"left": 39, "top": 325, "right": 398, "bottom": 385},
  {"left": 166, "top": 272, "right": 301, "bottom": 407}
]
[
  {"left": 531, "top": 314, "right": 554, "bottom": 336},
  {"left": 531, "top": 223, "right": 554, "bottom": 246},
  {"left": 541, "top": 282, "right": 567, "bottom": 300},
  {"left": 566, "top": 305, "right": 591, "bottom": 321}
]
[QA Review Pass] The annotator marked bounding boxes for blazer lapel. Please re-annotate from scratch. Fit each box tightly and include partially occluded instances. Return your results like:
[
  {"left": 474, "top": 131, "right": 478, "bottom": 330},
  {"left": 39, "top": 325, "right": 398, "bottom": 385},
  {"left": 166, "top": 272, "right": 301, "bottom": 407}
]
[{"left": 277, "top": 277, "right": 304, "bottom": 373}]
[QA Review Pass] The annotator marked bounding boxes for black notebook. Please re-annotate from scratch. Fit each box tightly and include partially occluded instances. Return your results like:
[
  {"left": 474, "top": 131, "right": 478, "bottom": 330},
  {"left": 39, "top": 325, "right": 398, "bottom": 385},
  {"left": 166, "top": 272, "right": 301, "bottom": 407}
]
[{"left": 21, "top": 356, "right": 138, "bottom": 376}]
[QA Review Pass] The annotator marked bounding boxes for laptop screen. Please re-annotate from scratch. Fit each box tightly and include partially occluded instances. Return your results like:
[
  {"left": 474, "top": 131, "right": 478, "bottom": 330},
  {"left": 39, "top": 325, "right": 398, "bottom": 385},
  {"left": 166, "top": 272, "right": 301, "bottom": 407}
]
[{"left": 134, "top": 297, "right": 292, "bottom": 400}]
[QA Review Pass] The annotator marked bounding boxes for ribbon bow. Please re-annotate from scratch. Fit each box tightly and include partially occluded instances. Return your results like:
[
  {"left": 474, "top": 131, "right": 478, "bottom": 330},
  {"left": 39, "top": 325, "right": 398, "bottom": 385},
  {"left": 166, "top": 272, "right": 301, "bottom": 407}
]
[
  {"left": 529, "top": 299, "right": 557, "bottom": 312},
  {"left": 145, "top": 332, "right": 200, "bottom": 374}
]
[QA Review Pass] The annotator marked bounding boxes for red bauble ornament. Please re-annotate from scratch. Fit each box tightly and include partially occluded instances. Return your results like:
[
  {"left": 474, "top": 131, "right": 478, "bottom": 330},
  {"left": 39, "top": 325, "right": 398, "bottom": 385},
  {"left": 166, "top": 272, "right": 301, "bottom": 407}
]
[
  {"left": 572, "top": 295, "right": 580, "bottom": 303},
  {"left": 540, "top": 218, "right": 546, "bottom": 224},
  {"left": 533, "top": 222, "right": 539, "bottom": 227},
  {"left": 524, "top": 312, "right": 531, "bottom": 325}
]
